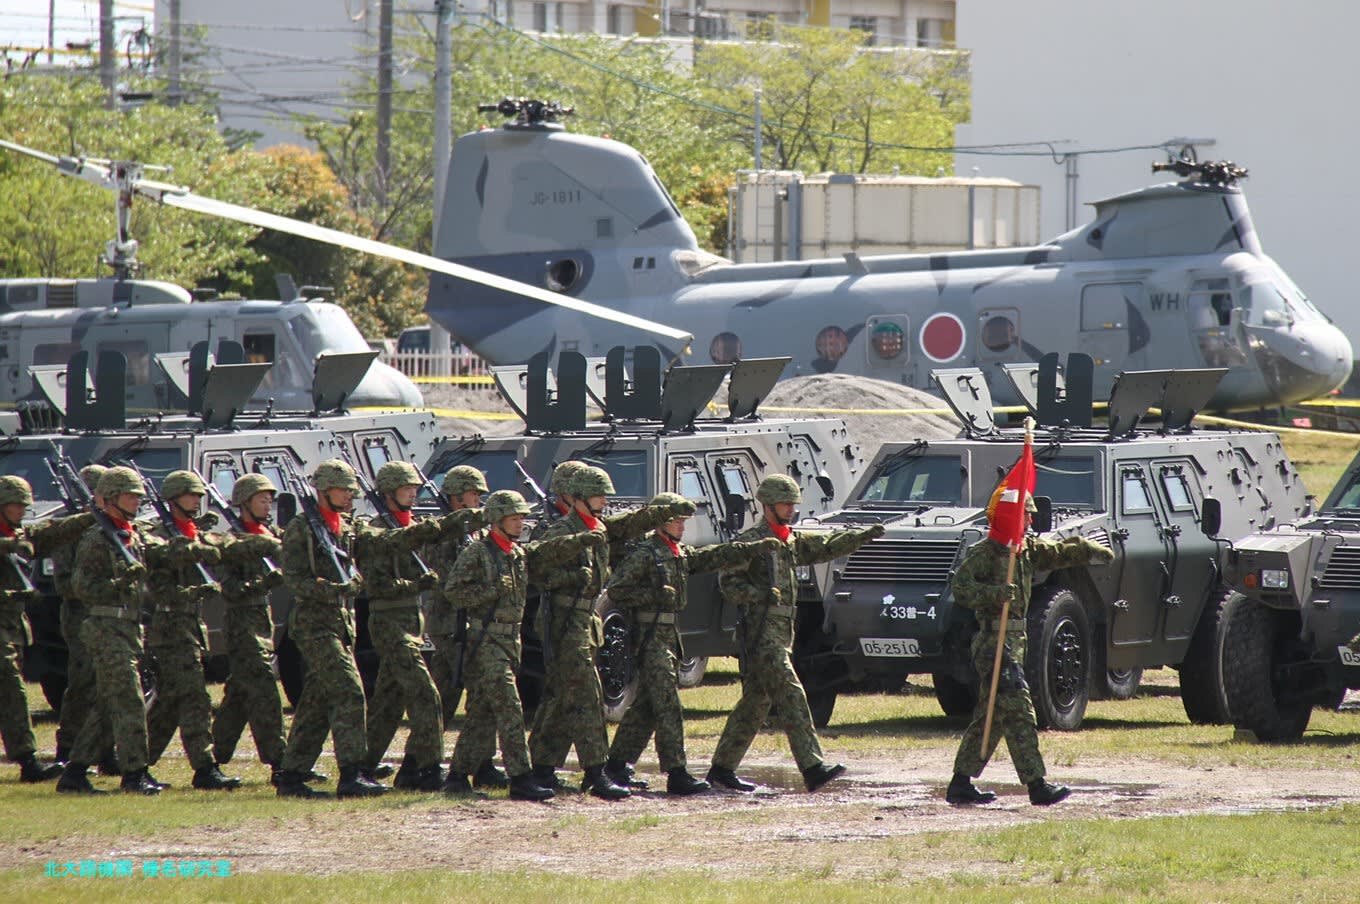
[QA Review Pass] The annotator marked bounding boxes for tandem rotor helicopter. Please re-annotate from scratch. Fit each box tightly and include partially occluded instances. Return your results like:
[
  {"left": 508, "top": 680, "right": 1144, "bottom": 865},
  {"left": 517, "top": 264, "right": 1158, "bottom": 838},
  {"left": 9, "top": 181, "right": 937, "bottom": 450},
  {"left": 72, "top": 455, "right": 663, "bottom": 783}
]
[{"left": 2, "top": 96, "right": 1351, "bottom": 414}]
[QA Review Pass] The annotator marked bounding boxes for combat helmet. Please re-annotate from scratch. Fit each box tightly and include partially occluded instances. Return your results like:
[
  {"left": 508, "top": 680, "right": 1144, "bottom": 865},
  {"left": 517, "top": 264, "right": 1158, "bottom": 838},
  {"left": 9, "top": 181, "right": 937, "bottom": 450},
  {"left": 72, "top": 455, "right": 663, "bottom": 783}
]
[
  {"left": 162, "top": 470, "right": 207, "bottom": 499},
  {"left": 441, "top": 465, "right": 488, "bottom": 496},
  {"left": 549, "top": 460, "right": 587, "bottom": 495},
  {"left": 97, "top": 466, "right": 146, "bottom": 499},
  {"left": 311, "top": 459, "right": 359, "bottom": 492},
  {"left": 0, "top": 476, "right": 34, "bottom": 507},
  {"left": 79, "top": 464, "right": 108, "bottom": 493},
  {"left": 484, "top": 489, "right": 532, "bottom": 522},
  {"left": 569, "top": 466, "right": 615, "bottom": 499},
  {"left": 376, "top": 460, "right": 421, "bottom": 495},
  {"left": 650, "top": 491, "right": 689, "bottom": 510},
  {"left": 755, "top": 474, "right": 801, "bottom": 505},
  {"left": 232, "top": 473, "right": 278, "bottom": 506}
]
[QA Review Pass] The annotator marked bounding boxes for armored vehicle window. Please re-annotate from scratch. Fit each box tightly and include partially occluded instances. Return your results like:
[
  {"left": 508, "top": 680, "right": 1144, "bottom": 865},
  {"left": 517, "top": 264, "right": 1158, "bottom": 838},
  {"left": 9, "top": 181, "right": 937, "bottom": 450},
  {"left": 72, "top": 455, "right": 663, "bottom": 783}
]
[
  {"left": 857, "top": 454, "right": 962, "bottom": 505},
  {"left": 207, "top": 458, "right": 240, "bottom": 499},
  {"left": 426, "top": 450, "right": 519, "bottom": 498},
  {"left": 1331, "top": 473, "right": 1360, "bottom": 511},
  {"left": 579, "top": 450, "right": 648, "bottom": 498},
  {"left": 0, "top": 450, "right": 59, "bottom": 502},
  {"left": 1034, "top": 455, "right": 1097, "bottom": 506},
  {"left": 675, "top": 468, "right": 708, "bottom": 501},
  {"left": 716, "top": 464, "right": 751, "bottom": 500},
  {"left": 361, "top": 440, "right": 392, "bottom": 479},
  {"left": 1120, "top": 468, "right": 1153, "bottom": 513},
  {"left": 1159, "top": 467, "right": 1194, "bottom": 511},
  {"left": 116, "top": 449, "right": 186, "bottom": 487}
]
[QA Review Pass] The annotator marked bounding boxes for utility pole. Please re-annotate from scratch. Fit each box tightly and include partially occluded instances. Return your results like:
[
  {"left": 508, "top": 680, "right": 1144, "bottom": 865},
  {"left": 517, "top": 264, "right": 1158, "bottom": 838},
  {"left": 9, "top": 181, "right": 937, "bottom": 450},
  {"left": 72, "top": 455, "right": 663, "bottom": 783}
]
[
  {"left": 100, "top": 0, "right": 116, "bottom": 110},
  {"left": 167, "top": 0, "right": 182, "bottom": 107},
  {"left": 376, "top": 0, "right": 393, "bottom": 209},
  {"left": 430, "top": 0, "right": 454, "bottom": 376},
  {"left": 47, "top": 0, "right": 55, "bottom": 64}
]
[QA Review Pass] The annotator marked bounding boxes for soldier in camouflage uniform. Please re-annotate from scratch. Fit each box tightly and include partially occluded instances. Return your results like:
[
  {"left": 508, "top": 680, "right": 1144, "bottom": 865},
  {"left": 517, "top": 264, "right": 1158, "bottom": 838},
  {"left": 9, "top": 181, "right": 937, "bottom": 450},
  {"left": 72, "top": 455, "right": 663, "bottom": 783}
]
[
  {"left": 211, "top": 473, "right": 288, "bottom": 781},
  {"left": 361, "top": 460, "right": 450, "bottom": 792},
  {"left": 603, "top": 492, "right": 783, "bottom": 795},
  {"left": 528, "top": 467, "right": 693, "bottom": 798},
  {"left": 274, "top": 459, "right": 442, "bottom": 800},
  {"left": 57, "top": 467, "right": 210, "bottom": 794},
  {"left": 946, "top": 488, "right": 1114, "bottom": 807},
  {"left": 144, "top": 470, "right": 269, "bottom": 791},
  {"left": 0, "top": 476, "right": 84, "bottom": 782},
  {"left": 442, "top": 490, "right": 604, "bottom": 800},
  {"left": 53, "top": 465, "right": 116, "bottom": 773},
  {"left": 707, "top": 475, "right": 884, "bottom": 793}
]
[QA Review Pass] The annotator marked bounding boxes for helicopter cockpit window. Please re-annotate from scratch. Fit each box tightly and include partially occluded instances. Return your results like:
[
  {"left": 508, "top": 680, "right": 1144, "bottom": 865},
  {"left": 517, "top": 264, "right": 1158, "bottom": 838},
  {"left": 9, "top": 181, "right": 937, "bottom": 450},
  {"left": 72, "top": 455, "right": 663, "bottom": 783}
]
[
  {"left": 1239, "top": 281, "right": 1295, "bottom": 328},
  {"left": 856, "top": 454, "right": 962, "bottom": 505}
]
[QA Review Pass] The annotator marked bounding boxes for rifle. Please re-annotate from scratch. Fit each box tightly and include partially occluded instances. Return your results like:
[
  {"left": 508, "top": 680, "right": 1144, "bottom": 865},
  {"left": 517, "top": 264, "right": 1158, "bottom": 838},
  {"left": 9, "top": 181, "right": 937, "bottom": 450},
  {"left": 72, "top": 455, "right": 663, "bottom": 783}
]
[
  {"left": 340, "top": 449, "right": 433, "bottom": 578},
  {"left": 45, "top": 451, "right": 138, "bottom": 568},
  {"left": 278, "top": 466, "right": 358, "bottom": 584},
  {"left": 200, "top": 476, "right": 280, "bottom": 576},
  {"left": 413, "top": 463, "right": 453, "bottom": 515},
  {"left": 120, "top": 459, "right": 216, "bottom": 587},
  {"left": 515, "top": 460, "right": 555, "bottom": 520}
]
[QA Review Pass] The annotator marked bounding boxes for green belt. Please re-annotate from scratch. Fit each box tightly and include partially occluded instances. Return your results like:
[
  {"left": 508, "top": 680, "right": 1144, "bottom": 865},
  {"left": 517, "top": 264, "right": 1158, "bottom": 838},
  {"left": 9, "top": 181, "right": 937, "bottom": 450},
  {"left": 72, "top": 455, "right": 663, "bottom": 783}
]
[
  {"left": 87, "top": 605, "right": 140, "bottom": 622},
  {"left": 636, "top": 611, "right": 677, "bottom": 625},
  {"left": 469, "top": 619, "right": 519, "bottom": 637},
  {"left": 552, "top": 595, "right": 597, "bottom": 612},
  {"left": 368, "top": 597, "right": 420, "bottom": 613},
  {"left": 980, "top": 617, "right": 1026, "bottom": 634}
]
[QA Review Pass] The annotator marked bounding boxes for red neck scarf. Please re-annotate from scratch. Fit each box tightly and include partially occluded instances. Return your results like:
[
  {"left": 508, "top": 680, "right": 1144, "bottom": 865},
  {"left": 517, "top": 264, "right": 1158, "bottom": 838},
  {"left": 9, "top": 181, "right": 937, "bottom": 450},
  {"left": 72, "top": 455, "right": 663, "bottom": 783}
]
[
  {"left": 489, "top": 529, "right": 514, "bottom": 553},
  {"left": 554, "top": 499, "right": 571, "bottom": 516},
  {"left": 173, "top": 515, "right": 198, "bottom": 540},
  {"left": 106, "top": 511, "right": 133, "bottom": 546},
  {"left": 389, "top": 507, "right": 412, "bottom": 527},
  {"left": 318, "top": 504, "right": 342, "bottom": 537},
  {"left": 240, "top": 516, "right": 268, "bottom": 536},
  {"left": 765, "top": 515, "right": 791, "bottom": 543},
  {"left": 0, "top": 522, "right": 12, "bottom": 539},
  {"left": 576, "top": 508, "right": 600, "bottom": 532},
  {"left": 658, "top": 531, "right": 680, "bottom": 557}
]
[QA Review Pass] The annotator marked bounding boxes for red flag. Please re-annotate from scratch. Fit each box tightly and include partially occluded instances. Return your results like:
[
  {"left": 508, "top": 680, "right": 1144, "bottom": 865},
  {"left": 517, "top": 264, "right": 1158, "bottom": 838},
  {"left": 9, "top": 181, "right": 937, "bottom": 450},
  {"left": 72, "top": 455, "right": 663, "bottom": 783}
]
[{"left": 987, "top": 432, "right": 1035, "bottom": 548}]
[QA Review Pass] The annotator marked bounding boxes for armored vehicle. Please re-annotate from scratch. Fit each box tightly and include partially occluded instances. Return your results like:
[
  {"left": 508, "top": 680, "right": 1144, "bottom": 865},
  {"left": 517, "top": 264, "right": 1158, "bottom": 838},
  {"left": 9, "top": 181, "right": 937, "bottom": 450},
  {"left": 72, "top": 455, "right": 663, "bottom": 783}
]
[
  {"left": 421, "top": 346, "right": 865, "bottom": 716},
  {"left": 794, "top": 354, "right": 1310, "bottom": 729},
  {"left": 1220, "top": 449, "right": 1360, "bottom": 739}
]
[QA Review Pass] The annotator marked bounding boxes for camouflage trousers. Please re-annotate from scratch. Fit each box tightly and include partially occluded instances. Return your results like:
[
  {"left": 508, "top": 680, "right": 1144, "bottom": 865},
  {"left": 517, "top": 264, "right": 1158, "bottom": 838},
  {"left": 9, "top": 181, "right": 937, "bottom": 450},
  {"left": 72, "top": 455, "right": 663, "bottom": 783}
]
[
  {"left": 427, "top": 632, "right": 465, "bottom": 724},
  {"left": 364, "top": 606, "right": 443, "bottom": 769},
  {"left": 953, "top": 630, "right": 1045, "bottom": 784},
  {"left": 146, "top": 617, "right": 215, "bottom": 771},
  {"left": 56, "top": 601, "right": 111, "bottom": 759},
  {"left": 71, "top": 615, "right": 148, "bottom": 773},
  {"left": 608, "top": 622, "right": 688, "bottom": 772},
  {"left": 0, "top": 627, "right": 36, "bottom": 762},
  {"left": 212, "top": 604, "right": 286, "bottom": 767},
  {"left": 451, "top": 633, "right": 530, "bottom": 777},
  {"left": 529, "top": 607, "right": 609, "bottom": 770},
  {"left": 279, "top": 625, "right": 369, "bottom": 772},
  {"left": 712, "top": 616, "right": 824, "bottom": 772}
]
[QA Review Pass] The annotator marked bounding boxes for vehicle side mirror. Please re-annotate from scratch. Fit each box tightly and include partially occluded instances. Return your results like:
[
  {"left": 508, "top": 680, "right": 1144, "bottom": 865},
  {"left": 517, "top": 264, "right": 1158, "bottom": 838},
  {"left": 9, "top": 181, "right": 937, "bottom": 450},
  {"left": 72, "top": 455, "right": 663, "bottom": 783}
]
[
  {"left": 724, "top": 493, "right": 747, "bottom": 533},
  {"left": 277, "top": 492, "right": 297, "bottom": 526},
  {"left": 1199, "top": 496, "right": 1222, "bottom": 537},
  {"left": 1031, "top": 495, "right": 1053, "bottom": 534}
]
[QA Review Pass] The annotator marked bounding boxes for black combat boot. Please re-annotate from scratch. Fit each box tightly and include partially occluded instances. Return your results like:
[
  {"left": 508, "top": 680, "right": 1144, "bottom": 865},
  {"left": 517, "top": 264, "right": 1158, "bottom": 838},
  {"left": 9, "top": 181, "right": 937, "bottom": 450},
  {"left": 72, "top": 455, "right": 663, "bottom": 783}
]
[
  {"left": 120, "top": 768, "right": 163, "bottom": 795},
  {"left": 192, "top": 765, "right": 243, "bottom": 791},
  {"left": 18, "top": 754, "right": 63, "bottom": 783},
  {"left": 666, "top": 768, "right": 710, "bottom": 796},
  {"left": 54, "top": 744, "right": 71, "bottom": 766},
  {"left": 395, "top": 764, "right": 445, "bottom": 792},
  {"left": 365, "top": 762, "right": 395, "bottom": 780},
  {"left": 56, "top": 762, "right": 104, "bottom": 795},
  {"left": 441, "top": 771, "right": 478, "bottom": 796},
  {"left": 945, "top": 773, "right": 997, "bottom": 805},
  {"left": 337, "top": 764, "right": 388, "bottom": 799},
  {"left": 1027, "top": 778, "right": 1071, "bottom": 806},
  {"left": 96, "top": 752, "right": 121, "bottom": 776},
  {"left": 508, "top": 772, "right": 555, "bottom": 802},
  {"left": 531, "top": 764, "right": 570, "bottom": 792},
  {"left": 473, "top": 760, "right": 510, "bottom": 789},
  {"left": 705, "top": 765, "right": 756, "bottom": 792},
  {"left": 391, "top": 756, "right": 420, "bottom": 789},
  {"left": 802, "top": 762, "right": 847, "bottom": 792},
  {"left": 604, "top": 757, "right": 648, "bottom": 790},
  {"left": 581, "top": 764, "right": 630, "bottom": 800},
  {"left": 143, "top": 770, "right": 170, "bottom": 790},
  {"left": 276, "top": 770, "right": 328, "bottom": 799},
  {"left": 301, "top": 768, "right": 329, "bottom": 783}
]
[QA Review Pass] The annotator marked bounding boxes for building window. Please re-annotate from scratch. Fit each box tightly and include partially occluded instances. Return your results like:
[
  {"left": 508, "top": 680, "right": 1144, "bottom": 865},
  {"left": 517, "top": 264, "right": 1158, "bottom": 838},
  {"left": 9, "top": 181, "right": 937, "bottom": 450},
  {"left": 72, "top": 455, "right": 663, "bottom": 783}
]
[
  {"left": 533, "top": 2, "right": 562, "bottom": 31},
  {"left": 849, "top": 16, "right": 877, "bottom": 45},
  {"left": 745, "top": 12, "right": 775, "bottom": 40},
  {"left": 607, "top": 4, "right": 627, "bottom": 34}
]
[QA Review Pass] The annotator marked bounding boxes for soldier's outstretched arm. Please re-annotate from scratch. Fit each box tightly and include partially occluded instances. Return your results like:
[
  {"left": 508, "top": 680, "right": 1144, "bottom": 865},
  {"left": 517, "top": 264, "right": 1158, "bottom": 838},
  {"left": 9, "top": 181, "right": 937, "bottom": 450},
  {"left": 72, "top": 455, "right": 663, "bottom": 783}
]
[
  {"left": 354, "top": 516, "right": 443, "bottom": 558},
  {"left": 439, "top": 508, "right": 486, "bottom": 537},
  {"left": 604, "top": 499, "right": 695, "bottom": 541},
  {"left": 1030, "top": 535, "right": 1115, "bottom": 570},
  {"left": 686, "top": 536, "right": 783, "bottom": 575},
  {"left": 793, "top": 523, "right": 885, "bottom": 566},
  {"left": 26, "top": 511, "right": 95, "bottom": 556},
  {"left": 217, "top": 531, "right": 283, "bottom": 565},
  {"left": 524, "top": 530, "right": 605, "bottom": 582}
]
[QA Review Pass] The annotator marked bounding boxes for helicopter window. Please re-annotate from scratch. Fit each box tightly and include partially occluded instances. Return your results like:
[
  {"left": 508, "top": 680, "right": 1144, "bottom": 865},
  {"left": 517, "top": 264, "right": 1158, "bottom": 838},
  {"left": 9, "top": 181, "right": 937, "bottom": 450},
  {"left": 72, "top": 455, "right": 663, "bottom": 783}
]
[
  {"left": 243, "top": 331, "right": 276, "bottom": 364},
  {"left": 816, "top": 326, "right": 849, "bottom": 363},
  {"left": 1034, "top": 455, "right": 1097, "bottom": 506},
  {"left": 33, "top": 342, "right": 80, "bottom": 366},
  {"left": 546, "top": 259, "right": 580, "bottom": 292},
  {"left": 1239, "top": 282, "right": 1293, "bottom": 327},
  {"left": 868, "top": 320, "right": 906, "bottom": 361},
  {"left": 96, "top": 340, "right": 149, "bottom": 386},
  {"left": 857, "top": 455, "right": 962, "bottom": 505},
  {"left": 710, "top": 332, "right": 742, "bottom": 365},
  {"left": 979, "top": 313, "right": 1018, "bottom": 354},
  {"left": 1120, "top": 468, "right": 1154, "bottom": 514},
  {"left": 1158, "top": 467, "right": 1195, "bottom": 511},
  {"left": 1080, "top": 284, "right": 1131, "bottom": 331}
]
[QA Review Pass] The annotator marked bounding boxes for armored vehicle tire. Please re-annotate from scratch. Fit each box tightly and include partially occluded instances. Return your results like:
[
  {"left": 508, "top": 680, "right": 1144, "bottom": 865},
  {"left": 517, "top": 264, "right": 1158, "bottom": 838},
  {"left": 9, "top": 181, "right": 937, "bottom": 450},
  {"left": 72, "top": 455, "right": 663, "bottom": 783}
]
[
  {"left": 1178, "top": 589, "right": 1237, "bottom": 725},
  {"left": 1025, "top": 586, "right": 1090, "bottom": 731},
  {"left": 595, "top": 597, "right": 638, "bottom": 723},
  {"left": 932, "top": 671, "right": 977, "bottom": 717},
  {"left": 677, "top": 656, "right": 709, "bottom": 689},
  {"left": 1105, "top": 667, "right": 1143, "bottom": 701},
  {"left": 1222, "top": 599, "right": 1312, "bottom": 741}
]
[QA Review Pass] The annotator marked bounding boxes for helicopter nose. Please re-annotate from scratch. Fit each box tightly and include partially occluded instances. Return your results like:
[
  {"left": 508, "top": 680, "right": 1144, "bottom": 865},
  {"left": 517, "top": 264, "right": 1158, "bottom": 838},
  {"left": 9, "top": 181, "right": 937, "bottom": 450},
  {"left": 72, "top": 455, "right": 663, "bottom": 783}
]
[
  {"left": 1256, "top": 320, "right": 1353, "bottom": 403},
  {"left": 348, "top": 360, "right": 424, "bottom": 408}
]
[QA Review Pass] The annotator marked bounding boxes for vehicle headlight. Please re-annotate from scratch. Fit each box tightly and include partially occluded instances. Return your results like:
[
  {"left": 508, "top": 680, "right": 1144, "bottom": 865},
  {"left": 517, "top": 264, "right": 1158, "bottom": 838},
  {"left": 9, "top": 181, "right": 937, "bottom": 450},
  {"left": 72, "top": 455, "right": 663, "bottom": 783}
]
[{"left": 1260, "top": 569, "right": 1289, "bottom": 590}]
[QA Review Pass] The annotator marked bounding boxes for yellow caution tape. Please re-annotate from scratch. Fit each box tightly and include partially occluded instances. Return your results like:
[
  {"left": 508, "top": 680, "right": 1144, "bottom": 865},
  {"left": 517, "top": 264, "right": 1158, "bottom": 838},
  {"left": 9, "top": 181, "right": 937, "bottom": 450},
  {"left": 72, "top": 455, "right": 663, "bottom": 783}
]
[{"left": 410, "top": 375, "right": 496, "bottom": 386}]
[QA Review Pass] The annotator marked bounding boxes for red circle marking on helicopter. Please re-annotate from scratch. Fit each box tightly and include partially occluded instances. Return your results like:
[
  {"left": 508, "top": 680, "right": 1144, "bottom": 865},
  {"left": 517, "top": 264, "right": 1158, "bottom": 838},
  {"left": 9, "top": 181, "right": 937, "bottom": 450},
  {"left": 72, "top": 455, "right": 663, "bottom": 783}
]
[{"left": 919, "top": 313, "right": 966, "bottom": 362}]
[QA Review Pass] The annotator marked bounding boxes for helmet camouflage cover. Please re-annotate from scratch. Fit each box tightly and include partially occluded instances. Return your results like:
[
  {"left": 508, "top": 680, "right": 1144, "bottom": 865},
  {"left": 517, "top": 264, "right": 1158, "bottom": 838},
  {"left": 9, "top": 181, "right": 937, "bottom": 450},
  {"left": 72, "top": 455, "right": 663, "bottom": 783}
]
[
  {"left": 650, "top": 491, "right": 689, "bottom": 510},
  {"left": 484, "top": 489, "right": 532, "bottom": 522},
  {"left": 549, "top": 459, "right": 587, "bottom": 495},
  {"left": 755, "top": 474, "right": 802, "bottom": 505},
  {"left": 568, "top": 466, "right": 615, "bottom": 498},
  {"left": 161, "top": 470, "right": 207, "bottom": 499},
  {"left": 232, "top": 473, "right": 278, "bottom": 506},
  {"left": 441, "top": 465, "right": 488, "bottom": 496},
  {"left": 0, "top": 476, "right": 34, "bottom": 507},
  {"left": 97, "top": 466, "right": 145, "bottom": 498},
  {"left": 376, "top": 460, "right": 421, "bottom": 494},
  {"left": 311, "top": 459, "right": 359, "bottom": 492},
  {"left": 79, "top": 464, "right": 108, "bottom": 493}
]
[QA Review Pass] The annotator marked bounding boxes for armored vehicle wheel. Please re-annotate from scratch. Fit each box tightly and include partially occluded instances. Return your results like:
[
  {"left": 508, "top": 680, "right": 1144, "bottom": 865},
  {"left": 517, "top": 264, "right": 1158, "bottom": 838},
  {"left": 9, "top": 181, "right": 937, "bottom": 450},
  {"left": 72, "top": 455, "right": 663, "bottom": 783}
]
[
  {"left": 932, "top": 671, "right": 977, "bottom": 717},
  {"left": 1178, "top": 589, "right": 1237, "bottom": 725},
  {"left": 1223, "top": 599, "right": 1312, "bottom": 741},
  {"left": 40, "top": 673, "right": 66, "bottom": 715},
  {"left": 1025, "top": 586, "right": 1090, "bottom": 731},
  {"left": 595, "top": 598, "right": 638, "bottom": 723},
  {"left": 677, "top": 656, "right": 709, "bottom": 689},
  {"left": 1105, "top": 667, "right": 1143, "bottom": 701}
]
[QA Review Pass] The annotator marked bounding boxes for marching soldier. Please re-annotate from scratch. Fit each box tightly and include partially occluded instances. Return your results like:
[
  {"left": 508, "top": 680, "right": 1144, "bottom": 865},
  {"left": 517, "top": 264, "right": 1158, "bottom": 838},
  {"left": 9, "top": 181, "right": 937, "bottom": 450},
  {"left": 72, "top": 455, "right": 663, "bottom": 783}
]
[
  {"left": 361, "top": 461, "right": 451, "bottom": 792},
  {"left": 211, "top": 474, "right": 289, "bottom": 782},
  {"left": 442, "top": 490, "right": 603, "bottom": 800},
  {"left": 602, "top": 493, "right": 783, "bottom": 795},
  {"left": 945, "top": 490, "right": 1114, "bottom": 807},
  {"left": 0, "top": 476, "right": 84, "bottom": 782},
  {"left": 707, "top": 475, "right": 884, "bottom": 793}
]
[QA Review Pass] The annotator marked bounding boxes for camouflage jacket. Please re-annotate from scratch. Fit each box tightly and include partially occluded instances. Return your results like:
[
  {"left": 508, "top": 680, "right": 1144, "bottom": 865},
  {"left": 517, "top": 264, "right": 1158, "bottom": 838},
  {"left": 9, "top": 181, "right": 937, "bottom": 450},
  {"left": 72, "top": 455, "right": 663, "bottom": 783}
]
[
  {"left": 0, "top": 512, "right": 92, "bottom": 641},
  {"left": 71, "top": 519, "right": 160, "bottom": 611},
  {"left": 535, "top": 509, "right": 612, "bottom": 604},
  {"left": 608, "top": 534, "right": 775, "bottom": 613},
  {"left": 444, "top": 531, "right": 600, "bottom": 628},
  {"left": 951, "top": 535, "right": 1114, "bottom": 620},
  {"left": 144, "top": 517, "right": 267, "bottom": 614},
  {"left": 354, "top": 512, "right": 446, "bottom": 606},
  {"left": 41, "top": 512, "right": 97, "bottom": 601},
  {"left": 216, "top": 524, "right": 285, "bottom": 608},
  {"left": 424, "top": 507, "right": 485, "bottom": 635},
  {"left": 720, "top": 521, "right": 880, "bottom": 612}
]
